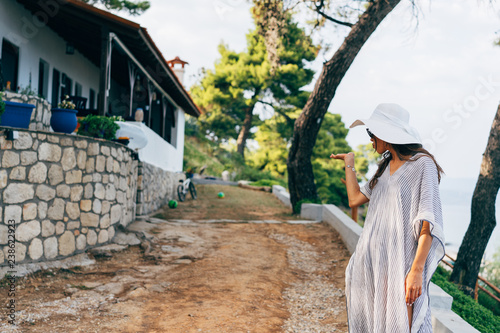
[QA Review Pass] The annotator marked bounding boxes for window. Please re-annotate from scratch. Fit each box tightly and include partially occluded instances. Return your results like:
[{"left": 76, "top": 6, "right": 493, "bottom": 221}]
[
  {"left": 51, "top": 69, "right": 60, "bottom": 107},
  {"left": 89, "top": 89, "right": 96, "bottom": 109},
  {"left": 2, "top": 39, "right": 19, "bottom": 91},
  {"left": 38, "top": 59, "right": 49, "bottom": 99},
  {"left": 60, "top": 73, "right": 72, "bottom": 99},
  {"left": 74, "top": 82, "right": 82, "bottom": 97}
]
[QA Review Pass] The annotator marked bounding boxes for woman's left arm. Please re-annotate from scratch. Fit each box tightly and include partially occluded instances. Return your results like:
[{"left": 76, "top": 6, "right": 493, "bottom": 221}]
[{"left": 405, "top": 220, "right": 433, "bottom": 305}]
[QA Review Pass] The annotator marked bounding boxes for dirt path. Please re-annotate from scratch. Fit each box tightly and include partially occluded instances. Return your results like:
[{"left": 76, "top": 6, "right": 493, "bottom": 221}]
[{"left": 0, "top": 185, "right": 350, "bottom": 332}]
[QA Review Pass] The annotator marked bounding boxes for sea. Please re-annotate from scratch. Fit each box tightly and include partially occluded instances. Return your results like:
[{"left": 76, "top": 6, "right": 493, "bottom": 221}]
[{"left": 439, "top": 177, "right": 500, "bottom": 262}]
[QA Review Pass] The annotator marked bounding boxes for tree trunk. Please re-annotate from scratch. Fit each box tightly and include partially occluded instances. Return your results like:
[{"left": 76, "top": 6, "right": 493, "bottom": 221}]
[
  {"left": 287, "top": 0, "right": 401, "bottom": 213},
  {"left": 450, "top": 103, "right": 500, "bottom": 296},
  {"left": 236, "top": 105, "right": 255, "bottom": 158}
]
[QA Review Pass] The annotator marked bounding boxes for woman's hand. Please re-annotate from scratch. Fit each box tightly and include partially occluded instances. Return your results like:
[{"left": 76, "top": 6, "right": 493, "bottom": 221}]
[
  {"left": 405, "top": 269, "right": 423, "bottom": 305},
  {"left": 330, "top": 152, "right": 355, "bottom": 165}
]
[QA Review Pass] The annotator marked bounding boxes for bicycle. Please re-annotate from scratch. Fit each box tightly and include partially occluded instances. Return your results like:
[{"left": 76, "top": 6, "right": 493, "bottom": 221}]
[{"left": 177, "top": 171, "right": 197, "bottom": 202}]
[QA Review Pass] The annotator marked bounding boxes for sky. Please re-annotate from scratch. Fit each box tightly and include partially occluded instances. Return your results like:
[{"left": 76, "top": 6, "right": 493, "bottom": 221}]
[{"left": 117, "top": 0, "right": 500, "bottom": 182}]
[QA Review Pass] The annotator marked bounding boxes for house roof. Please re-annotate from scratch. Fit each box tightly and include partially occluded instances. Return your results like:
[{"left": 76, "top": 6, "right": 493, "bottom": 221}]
[{"left": 15, "top": 0, "right": 201, "bottom": 117}]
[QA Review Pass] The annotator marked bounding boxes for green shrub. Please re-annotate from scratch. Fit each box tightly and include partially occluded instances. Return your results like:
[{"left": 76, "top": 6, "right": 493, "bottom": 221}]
[
  {"left": 77, "top": 115, "right": 119, "bottom": 140},
  {"left": 431, "top": 266, "right": 500, "bottom": 332},
  {"left": 0, "top": 92, "right": 5, "bottom": 122}
]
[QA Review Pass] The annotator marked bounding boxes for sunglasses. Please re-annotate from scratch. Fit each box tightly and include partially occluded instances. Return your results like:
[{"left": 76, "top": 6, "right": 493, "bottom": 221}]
[{"left": 366, "top": 128, "right": 375, "bottom": 139}]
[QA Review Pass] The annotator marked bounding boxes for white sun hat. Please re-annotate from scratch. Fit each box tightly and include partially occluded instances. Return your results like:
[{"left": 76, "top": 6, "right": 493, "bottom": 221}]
[{"left": 349, "top": 103, "right": 422, "bottom": 145}]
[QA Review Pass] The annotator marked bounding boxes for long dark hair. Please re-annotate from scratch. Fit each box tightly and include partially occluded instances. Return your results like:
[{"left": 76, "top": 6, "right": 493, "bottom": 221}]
[{"left": 368, "top": 144, "right": 444, "bottom": 190}]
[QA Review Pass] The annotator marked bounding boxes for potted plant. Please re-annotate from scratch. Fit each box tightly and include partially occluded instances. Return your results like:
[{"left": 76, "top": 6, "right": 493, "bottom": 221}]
[
  {"left": 0, "top": 91, "right": 35, "bottom": 129},
  {"left": 77, "top": 114, "right": 119, "bottom": 140},
  {"left": 50, "top": 95, "right": 78, "bottom": 134}
]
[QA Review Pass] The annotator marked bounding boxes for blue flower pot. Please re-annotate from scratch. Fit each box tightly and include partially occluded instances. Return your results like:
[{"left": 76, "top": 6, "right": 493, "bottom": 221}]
[
  {"left": 50, "top": 108, "right": 78, "bottom": 134},
  {"left": 1, "top": 101, "right": 35, "bottom": 129}
]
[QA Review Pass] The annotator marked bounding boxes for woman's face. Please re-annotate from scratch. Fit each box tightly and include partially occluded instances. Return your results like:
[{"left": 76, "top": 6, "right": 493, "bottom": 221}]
[{"left": 370, "top": 135, "right": 388, "bottom": 155}]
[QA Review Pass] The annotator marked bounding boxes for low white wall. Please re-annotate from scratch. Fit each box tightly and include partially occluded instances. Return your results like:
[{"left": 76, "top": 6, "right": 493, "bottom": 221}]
[{"left": 269, "top": 187, "right": 479, "bottom": 333}]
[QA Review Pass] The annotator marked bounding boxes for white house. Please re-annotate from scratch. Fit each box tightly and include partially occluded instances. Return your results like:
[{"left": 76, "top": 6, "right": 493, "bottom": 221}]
[{"left": 0, "top": 0, "right": 200, "bottom": 172}]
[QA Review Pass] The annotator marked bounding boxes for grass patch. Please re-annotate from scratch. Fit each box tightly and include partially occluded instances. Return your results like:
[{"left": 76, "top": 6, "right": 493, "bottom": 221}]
[{"left": 431, "top": 266, "right": 500, "bottom": 332}]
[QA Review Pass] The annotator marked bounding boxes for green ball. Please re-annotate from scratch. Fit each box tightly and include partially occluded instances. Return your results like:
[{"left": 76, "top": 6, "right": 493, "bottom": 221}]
[
  {"left": 217, "top": 192, "right": 225, "bottom": 198},
  {"left": 168, "top": 200, "right": 178, "bottom": 208}
]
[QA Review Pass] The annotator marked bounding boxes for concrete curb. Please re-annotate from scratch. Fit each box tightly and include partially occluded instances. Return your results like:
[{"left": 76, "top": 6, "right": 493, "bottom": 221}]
[{"left": 270, "top": 188, "right": 479, "bottom": 333}]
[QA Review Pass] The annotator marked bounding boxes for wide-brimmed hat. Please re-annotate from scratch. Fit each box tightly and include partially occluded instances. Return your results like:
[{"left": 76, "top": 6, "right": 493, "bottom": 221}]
[{"left": 349, "top": 103, "right": 422, "bottom": 144}]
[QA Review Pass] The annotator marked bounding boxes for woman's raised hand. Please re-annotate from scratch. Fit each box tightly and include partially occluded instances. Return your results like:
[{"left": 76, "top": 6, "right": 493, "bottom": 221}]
[{"left": 330, "top": 152, "right": 355, "bottom": 165}]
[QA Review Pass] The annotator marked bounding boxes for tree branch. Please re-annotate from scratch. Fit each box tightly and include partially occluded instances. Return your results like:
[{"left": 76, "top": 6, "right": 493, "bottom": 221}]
[
  {"left": 314, "top": 0, "right": 354, "bottom": 28},
  {"left": 257, "top": 100, "right": 294, "bottom": 126}
]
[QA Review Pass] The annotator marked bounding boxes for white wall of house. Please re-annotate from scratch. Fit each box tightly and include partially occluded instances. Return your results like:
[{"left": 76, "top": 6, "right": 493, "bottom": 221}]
[{"left": 0, "top": 0, "right": 100, "bottom": 104}]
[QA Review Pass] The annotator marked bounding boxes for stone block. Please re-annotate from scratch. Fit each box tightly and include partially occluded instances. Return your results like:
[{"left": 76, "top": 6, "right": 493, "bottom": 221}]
[
  {"left": 76, "top": 234, "right": 86, "bottom": 250},
  {"left": 41, "top": 220, "right": 55, "bottom": 237},
  {"left": 100, "top": 214, "right": 110, "bottom": 229},
  {"left": 1, "top": 139, "right": 12, "bottom": 149},
  {"left": 65, "top": 170, "right": 82, "bottom": 184},
  {"left": 77, "top": 150, "right": 87, "bottom": 170},
  {"left": 94, "top": 183, "right": 105, "bottom": 199},
  {"left": 87, "top": 230, "right": 97, "bottom": 246},
  {"left": 2, "top": 151, "right": 20, "bottom": 168},
  {"left": 39, "top": 143, "right": 61, "bottom": 162},
  {"left": 111, "top": 148, "right": 117, "bottom": 158},
  {"left": 84, "top": 183, "right": 93, "bottom": 199},
  {"left": 35, "top": 185, "right": 55, "bottom": 201},
  {"left": 29, "top": 238, "right": 43, "bottom": 260},
  {"left": 23, "top": 203, "right": 37, "bottom": 220},
  {"left": 81, "top": 213, "right": 99, "bottom": 227},
  {"left": 101, "top": 146, "right": 110, "bottom": 156},
  {"left": 44, "top": 237, "right": 58, "bottom": 259},
  {"left": 88, "top": 142, "right": 99, "bottom": 156},
  {"left": 13, "top": 132, "right": 33, "bottom": 149},
  {"left": 102, "top": 174, "right": 109, "bottom": 184},
  {"left": 61, "top": 148, "right": 76, "bottom": 171},
  {"left": 48, "top": 198, "right": 65, "bottom": 220},
  {"left": 80, "top": 200, "right": 92, "bottom": 212},
  {"left": 106, "top": 157, "right": 114, "bottom": 172},
  {"left": 47, "top": 135, "right": 60, "bottom": 144},
  {"left": 48, "top": 164, "right": 64, "bottom": 185},
  {"left": 55, "top": 221, "right": 65, "bottom": 235},
  {"left": 4, "top": 243, "right": 26, "bottom": 262},
  {"left": 105, "top": 184, "right": 116, "bottom": 201},
  {"left": 93, "top": 173, "right": 102, "bottom": 182},
  {"left": 98, "top": 230, "right": 109, "bottom": 244},
  {"left": 4, "top": 184, "right": 34, "bottom": 204},
  {"left": 56, "top": 184, "right": 71, "bottom": 198},
  {"left": 70, "top": 185, "right": 83, "bottom": 201},
  {"left": 28, "top": 162, "right": 48, "bottom": 183},
  {"left": 0, "top": 225, "right": 8, "bottom": 245},
  {"left": 66, "top": 202, "right": 80, "bottom": 220},
  {"left": 4, "top": 205, "right": 23, "bottom": 224},
  {"left": 37, "top": 133, "right": 47, "bottom": 140},
  {"left": 110, "top": 205, "right": 122, "bottom": 225},
  {"left": 86, "top": 158, "right": 95, "bottom": 173},
  {"left": 0, "top": 170, "right": 7, "bottom": 188},
  {"left": 82, "top": 175, "right": 92, "bottom": 183},
  {"left": 60, "top": 138, "right": 73, "bottom": 146},
  {"left": 59, "top": 231, "right": 75, "bottom": 256},
  {"left": 93, "top": 199, "right": 102, "bottom": 214},
  {"left": 101, "top": 201, "right": 111, "bottom": 214},
  {"left": 16, "top": 221, "right": 40, "bottom": 242},
  {"left": 96, "top": 155, "right": 106, "bottom": 172},
  {"left": 9, "top": 166, "right": 26, "bottom": 180},
  {"left": 116, "top": 191, "right": 125, "bottom": 204},
  {"left": 38, "top": 202, "right": 48, "bottom": 219},
  {"left": 67, "top": 221, "right": 80, "bottom": 230},
  {"left": 107, "top": 226, "right": 115, "bottom": 241},
  {"left": 116, "top": 148, "right": 123, "bottom": 161},
  {"left": 21, "top": 151, "right": 38, "bottom": 165},
  {"left": 75, "top": 140, "right": 88, "bottom": 149}
]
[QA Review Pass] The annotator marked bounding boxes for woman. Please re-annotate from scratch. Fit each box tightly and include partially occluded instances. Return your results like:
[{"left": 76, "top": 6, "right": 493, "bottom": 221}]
[{"left": 331, "top": 103, "right": 445, "bottom": 332}]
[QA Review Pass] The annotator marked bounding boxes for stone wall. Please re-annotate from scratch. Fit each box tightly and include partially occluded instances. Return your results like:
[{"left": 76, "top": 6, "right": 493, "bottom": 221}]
[
  {"left": 136, "top": 162, "right": 184, "bottom": 215},
  {"left": 0, "top": 128, "right": 138, "bottom": 267},
  {"left": 2, "top": 91, "right": 52, "bottom": 131}
]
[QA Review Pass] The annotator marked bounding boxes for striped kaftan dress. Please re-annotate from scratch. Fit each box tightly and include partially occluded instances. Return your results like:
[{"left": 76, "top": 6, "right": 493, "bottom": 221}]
[{"left": 345, "top": 153, "right": 445, "bottom": 332}]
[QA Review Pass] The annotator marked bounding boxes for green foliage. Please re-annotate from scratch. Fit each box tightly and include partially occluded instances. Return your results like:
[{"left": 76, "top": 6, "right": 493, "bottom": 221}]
[
  {"left": 81, "top": 0, "right": 150, "bottom": 15},
  {"left": 190, "top": 12, "right": 318, "bottom": 147},
  {"left": 77, "top": 115, "right": 119, "bottom": 140},
  {"left": 431, "top": 266, "right": 500, "bottom": 332},
  {"left": 0, "top": 92, "right": 5, "bottom": 122}
]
